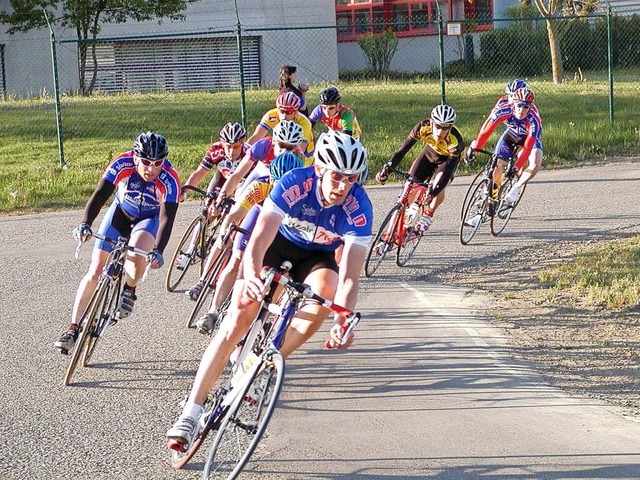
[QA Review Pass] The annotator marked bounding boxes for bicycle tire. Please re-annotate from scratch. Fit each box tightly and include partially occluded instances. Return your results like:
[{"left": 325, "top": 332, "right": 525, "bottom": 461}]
[
  {"left": 63, "top": 282, "right": 107, "bottom": 386},
  {"left": 490, "top": 177, "right": 524, "bottom": 236},
  {"left": 202, "top": 352, "right": 285, "bottom": 480},
  {"left": 396, "top": 227, "right": 422, "bottom": 267},
  {"left": 82, "top": 275, "right": 121, "bottom": 367},
  {"left": 364, "top": 203, "right": 401, "bottom": 278},
  {"left": 460, "top": 169, "right": 485, "bottom": 220},
  {"left": 188, "top": 244, "right": 232, "bottom": 328},
  {"left": 166, "top": 216, "right": 203, "bottom": 292},
  {"left": 460, "top": 179, "right": 490, "bottom": 245},
  {"left": 200, "top": 216, "right": 223, "bottom": 276}
]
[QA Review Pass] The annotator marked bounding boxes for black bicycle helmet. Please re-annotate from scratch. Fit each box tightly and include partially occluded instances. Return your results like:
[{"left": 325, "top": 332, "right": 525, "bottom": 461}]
[
  {"left": 219, "top": 122, "right": 247, "bottom": 143},
  {"left": 133, "top": 131, "right": 168, "bottom": 160},
  {"left": 319, "top": 86, "right": 341, "bottom": 105}
]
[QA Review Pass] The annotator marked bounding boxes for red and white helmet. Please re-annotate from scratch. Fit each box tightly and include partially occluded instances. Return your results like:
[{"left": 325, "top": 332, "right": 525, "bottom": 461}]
[
  {"left": 276, "top": 91, "right": 301, "bottom": 110},
  {"left": 512, "top": 87, "right": 535, "bottom": 105}
]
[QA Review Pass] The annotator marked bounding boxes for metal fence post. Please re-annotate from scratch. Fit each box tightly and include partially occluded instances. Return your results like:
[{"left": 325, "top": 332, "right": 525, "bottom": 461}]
[
  {"left": 434, "top": 1, "right": 446, "bottom": 104},
  {"left": 42, "top": 8, "right": 66, "bottom": 170},
  {"left": 234, "top": 0, "right": 247, "bottom": 127},
  {"left": 605, "top": 1, "right": 614, "bottom": 125}
]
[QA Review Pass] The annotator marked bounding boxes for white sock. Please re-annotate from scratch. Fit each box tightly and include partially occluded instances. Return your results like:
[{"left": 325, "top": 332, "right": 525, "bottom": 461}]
[{"left": 183, "top": 401, "right": 204, "bottom": 419}]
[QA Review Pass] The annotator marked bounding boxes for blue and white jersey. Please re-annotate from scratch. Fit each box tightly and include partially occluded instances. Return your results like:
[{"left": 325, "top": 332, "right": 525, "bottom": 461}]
[
  {"left": 488, "top": 104, "right": 543, "bottom": 143},
  {"left": 102, "top": 151, "right": 181, "bottom": 220},
  {"left": 263, "top": 166, "right": 373, "bottom": 251}
]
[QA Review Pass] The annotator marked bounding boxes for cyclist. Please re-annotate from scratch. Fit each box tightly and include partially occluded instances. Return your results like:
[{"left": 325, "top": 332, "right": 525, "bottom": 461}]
[
  {"left": 181, "top": 122, "right": 249, "bottom": 202},
  {"left": 248, "top": 91, "right": 314, "bottom": 163},
  {"left": 194, "top": 152, "right": 304, "bottom": 335},
  {"left": 175, "top": 123, "right": 249, "bottom": 270},
  {"left": 166, "top": 131, "right": 372, "bottom": 448},
  {"left": 278, "top": 64, "right": 309, "bottom": 117},
  {"left": 374, "top": 104, "right": 464, "bottom": 232},
  {"left": 54, "top": 132, "right": 181, "bottom": 354},
  {"left": 309, "top": 86, "right": 362, "bottom": 140},
  {"left": 184, "top": 120, "right": 305, "bottom": 300},
  {"left": 467, "top": 87, "right": 542, "bottom": 204},
  {"left": 494, "top": 78, "right": 540, "bottom": 116}
]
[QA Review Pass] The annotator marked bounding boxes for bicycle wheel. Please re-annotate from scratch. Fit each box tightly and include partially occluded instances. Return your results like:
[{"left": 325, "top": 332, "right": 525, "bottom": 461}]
[
  {"left": 166, "top": 216, "right": 203, "bottom": 292},
  {"left": 188, "top": 244, "right": 232, "bottom": 328},
  {"left": 396, "top": 227, "right": 422, "bottom": 267},
  {"left": 82, "top": 276, "right": 121, "bottom": 367},
  {"left": 63, "top": 281, "right": 108, "bottom": 386},
  {"left": 200, "top": 216, "right": 223, "bottom": 276},
  {"left": 203, "top": 352, "right": 285, "bottom": 480},
  {"left": 364, "top": 203, "right": 401, "bottom": 278},
  {"left": 460, "top": 179, "right": 490, "bottom": 245},
  {"left": 490, "top": 177, "right": 526, "bottom": 236},
  {"left": 460, "top": 169, "right": 485, "bottom": 220}
]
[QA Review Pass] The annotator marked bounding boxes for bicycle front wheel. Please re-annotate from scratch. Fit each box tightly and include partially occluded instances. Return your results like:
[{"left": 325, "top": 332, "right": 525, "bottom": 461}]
[
  {"left": 63, "top": 279, "right": 109, "bottom": 386},
  {"left": 460, "top": 169, "right": 485, "bottom": 220},
  {"left": 202, "top": 352, "right": 285, "bottom": 480},
  {"left": 460, "top": 179, "right": 490, "bottom": 245},
  {"left": 82, "top": 276, "right": 120, "bottom": 367},
  {"left": 396, "top": 227, "right": 422, "bottom": 267},
  {"left": 188, "top": 244, "right": 232, "bottom": 328},
  {"left": 166, "top": 216, "right": 203, "bottom": 292},
  {"left": 490, "top": 178, "right": 526, "bottom": 236},
  {"left": 364, "top": 203, "right": 401, "bottom": 278}
]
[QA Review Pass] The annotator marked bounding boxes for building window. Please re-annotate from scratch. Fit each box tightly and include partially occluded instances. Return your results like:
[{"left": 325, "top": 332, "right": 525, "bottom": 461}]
[{"left": 336, "top": 0, "right": 473, "bottom": 41}]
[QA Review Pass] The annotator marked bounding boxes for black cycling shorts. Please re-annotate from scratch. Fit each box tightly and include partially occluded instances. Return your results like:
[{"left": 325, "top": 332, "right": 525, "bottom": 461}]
[{"left": 262, "top": 231, "right": 339, "bottom": 282}]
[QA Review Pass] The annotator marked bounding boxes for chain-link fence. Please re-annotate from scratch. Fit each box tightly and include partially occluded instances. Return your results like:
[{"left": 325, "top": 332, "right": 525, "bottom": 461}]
[{"left": 1, "top": 6, "right": 639, "bottom": 210}]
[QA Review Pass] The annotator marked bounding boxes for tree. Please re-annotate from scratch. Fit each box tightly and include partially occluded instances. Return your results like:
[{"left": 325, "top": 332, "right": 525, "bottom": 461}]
[
  {"left": 357, "top": 30, "right": 399, "bottom": 75},
  {"left": 531, "top": 0, "right": 564, "bottom": 83},
  {"left": 0, "top": 0, "right": 201, "bottom": 95}
]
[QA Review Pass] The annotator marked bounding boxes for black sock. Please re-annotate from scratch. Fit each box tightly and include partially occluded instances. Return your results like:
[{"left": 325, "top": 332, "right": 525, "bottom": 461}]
[{"left": 124, "top": 284, "right": 136, "bottom": 294}]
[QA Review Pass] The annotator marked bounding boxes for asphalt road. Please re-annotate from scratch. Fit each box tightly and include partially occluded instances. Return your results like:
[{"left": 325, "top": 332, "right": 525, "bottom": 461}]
[{"left": 1, "top": 162, "right": 639, "bottom": 479}]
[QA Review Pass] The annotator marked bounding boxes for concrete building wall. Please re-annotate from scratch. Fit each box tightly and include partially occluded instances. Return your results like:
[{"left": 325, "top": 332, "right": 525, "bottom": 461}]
[{"left": 0, "top": 0, "right": 337, "bottom": 97}]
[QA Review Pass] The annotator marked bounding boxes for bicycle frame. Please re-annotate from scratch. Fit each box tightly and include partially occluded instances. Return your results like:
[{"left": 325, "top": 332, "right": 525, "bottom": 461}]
[{"left": 389, "top": 179, "right": 431, "bottom": 246}]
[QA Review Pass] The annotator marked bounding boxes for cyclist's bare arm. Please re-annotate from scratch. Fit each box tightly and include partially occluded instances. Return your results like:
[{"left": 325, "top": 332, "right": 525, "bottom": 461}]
[
  {"left": 219, "top": 155, "right": 253, "bottom": 199},
  {"left": 248, "top": 125, "right": 269, "bottom": 145},
  {"left": 335, "top": 238, "right": 366, "bottom": 316},
  {"left": 242, "top": 209, "right": 283, "bottom": 301}
]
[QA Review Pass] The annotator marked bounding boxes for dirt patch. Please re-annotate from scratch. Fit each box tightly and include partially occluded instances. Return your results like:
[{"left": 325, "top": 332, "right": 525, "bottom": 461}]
[{"left": 435, "top": 236, "right": 640, "bottom": 417}]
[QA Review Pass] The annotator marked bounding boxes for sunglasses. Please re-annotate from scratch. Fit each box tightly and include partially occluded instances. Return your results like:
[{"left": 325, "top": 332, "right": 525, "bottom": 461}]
[
  {"left": 515, "top": 102, "right": 531, "bottom": 109},
  {"left": 136, "top": 156, "right": 164, "bottom": 168},
  {"left": 432, "top": 123, "right": 452, "bottom": 131},
  {"left": 222, "top": 141, "right": 243, "bottom": 148},
  {"left": 328, "top": 170, "right": 359, "bottom": 185},
  {"left": 321, "top": 104, "right": 338, "bottom": 110},
  {"left": 278, "top": 107, "right": 296, "bottom": 115}
]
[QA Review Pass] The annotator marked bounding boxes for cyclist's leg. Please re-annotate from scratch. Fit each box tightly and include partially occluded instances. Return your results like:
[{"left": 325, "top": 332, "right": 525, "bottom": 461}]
[
  {"left": 515, "top": 145, "right": 542, "bottom": 187},
  {"left": 492, "top": 134, "right": 515, "bottom": 197},
  {"left": 123, "top": 217, "right": 158, "bottom": 287},
  {"left": 191, "top": 282, "right": 261, "bottom": 405},
  {"left": 207, "top": 206, "right": 256, "bottom": 315},
  {"left": 71, "top": 204, "right": 125, "bottom": 325},
  {"left": 279, "top": 254, "right": 339, "bottom": 358}
]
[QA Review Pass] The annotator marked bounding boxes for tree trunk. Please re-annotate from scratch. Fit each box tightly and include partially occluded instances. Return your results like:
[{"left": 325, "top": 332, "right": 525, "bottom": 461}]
[{"left": 545, "top": 18, "right": 564, "bottom": 84}]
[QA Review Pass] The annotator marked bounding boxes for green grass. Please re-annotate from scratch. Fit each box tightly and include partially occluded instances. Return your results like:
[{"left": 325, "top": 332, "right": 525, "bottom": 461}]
[
  {"left": 0, "top": 78, "right": 639, "bottom": 214},
  {"left": 538, "top": 236, "right": 640, "bottom": 310}
]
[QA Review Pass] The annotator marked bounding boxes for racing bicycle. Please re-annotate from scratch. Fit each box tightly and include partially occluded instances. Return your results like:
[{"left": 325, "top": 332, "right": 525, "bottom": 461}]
[
  {"left": 187, "top": 221, "right": 250, "bottom": 330},
  {"left": 169, "top": 263, "right": 360, "bottom": 478},
  {"left": 64, "top": 233, "right": 152, "bottom": 386},
  {"left": 459, "top": 148, "right": 527, "bottom": 245},
  {"left": 165, "top": 185, "right": 220, "bottom": 292},
  {"left": 364, "top": 166, "right": 433, "bottom": 277}
]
